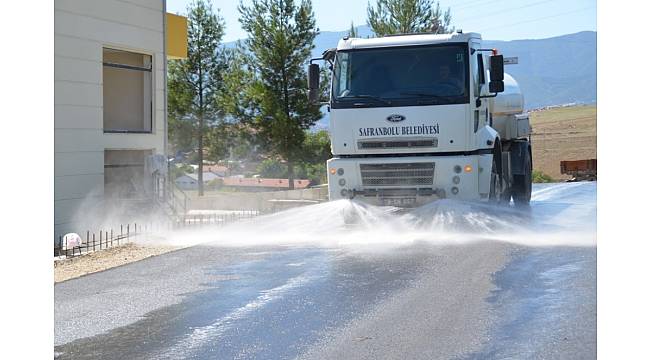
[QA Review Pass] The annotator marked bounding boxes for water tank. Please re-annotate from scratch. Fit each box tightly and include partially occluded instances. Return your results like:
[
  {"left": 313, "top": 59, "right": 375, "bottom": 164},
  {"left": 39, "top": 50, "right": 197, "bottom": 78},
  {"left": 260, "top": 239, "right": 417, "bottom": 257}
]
[{"left": 489, "top": 73, "right": 524, "bottom": 115}]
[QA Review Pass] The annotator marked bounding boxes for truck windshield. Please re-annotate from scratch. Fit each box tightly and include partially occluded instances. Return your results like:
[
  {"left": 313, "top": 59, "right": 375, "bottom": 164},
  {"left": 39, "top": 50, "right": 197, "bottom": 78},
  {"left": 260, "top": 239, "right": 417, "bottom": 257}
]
[{"left": 332, "top": 44, "right": 469, "bottom": 108}]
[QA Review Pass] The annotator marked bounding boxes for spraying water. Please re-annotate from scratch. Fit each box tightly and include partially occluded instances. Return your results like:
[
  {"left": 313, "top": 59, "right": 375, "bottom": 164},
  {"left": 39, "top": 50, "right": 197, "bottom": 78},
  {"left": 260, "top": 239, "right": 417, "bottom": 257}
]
[
  {"left": 54, "top": 182, "right": 596, "bottom": 360},
  {"left": 163, "top": 182, "right": 596, "bottom": 249}
]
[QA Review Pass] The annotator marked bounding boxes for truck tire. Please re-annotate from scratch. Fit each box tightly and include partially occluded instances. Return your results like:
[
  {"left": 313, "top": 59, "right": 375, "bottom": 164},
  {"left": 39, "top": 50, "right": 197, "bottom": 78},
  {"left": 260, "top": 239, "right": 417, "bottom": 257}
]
[
  {"left": 489, "top": 146, "right": 504, "bottom": 203},
  {"left": 512, "top": 149, "right": 532, "bottom": 206}
]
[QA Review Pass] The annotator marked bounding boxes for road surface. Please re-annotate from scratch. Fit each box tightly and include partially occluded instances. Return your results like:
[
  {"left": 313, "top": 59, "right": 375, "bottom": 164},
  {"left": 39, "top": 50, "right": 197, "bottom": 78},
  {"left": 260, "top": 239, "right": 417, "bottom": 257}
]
[{"left": 54, "top": 182, "right": 596, "bottom": 359}]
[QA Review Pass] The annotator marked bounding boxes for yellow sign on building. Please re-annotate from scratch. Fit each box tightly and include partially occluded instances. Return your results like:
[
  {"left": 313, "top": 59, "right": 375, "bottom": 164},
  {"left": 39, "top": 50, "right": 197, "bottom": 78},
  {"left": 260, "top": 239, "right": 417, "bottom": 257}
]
[{"left": 166, "top": 13, "right": 188, "bottom": 59}]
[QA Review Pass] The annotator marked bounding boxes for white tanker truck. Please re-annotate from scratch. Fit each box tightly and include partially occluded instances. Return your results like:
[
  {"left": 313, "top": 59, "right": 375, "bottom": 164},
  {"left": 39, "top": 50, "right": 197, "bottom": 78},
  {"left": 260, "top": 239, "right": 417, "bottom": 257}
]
[{"left": 308, "top": 31, "right": 532, "bottom": 207}]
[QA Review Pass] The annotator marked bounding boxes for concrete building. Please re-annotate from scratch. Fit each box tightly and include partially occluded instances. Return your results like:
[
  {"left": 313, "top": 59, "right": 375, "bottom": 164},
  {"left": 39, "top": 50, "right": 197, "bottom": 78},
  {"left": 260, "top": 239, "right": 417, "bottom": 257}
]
[{"left": 55, "top": 0, "right": 186, "bottom": 238}]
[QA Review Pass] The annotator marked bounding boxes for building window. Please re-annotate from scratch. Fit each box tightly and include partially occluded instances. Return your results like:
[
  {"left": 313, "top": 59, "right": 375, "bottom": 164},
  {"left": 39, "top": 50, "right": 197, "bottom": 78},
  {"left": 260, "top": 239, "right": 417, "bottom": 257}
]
[
  {"left": 103, "top": 48, "right": 152, "bottom": 133},
  {"left": 104, "top": 150, "right": 152, "bottom": 199}
]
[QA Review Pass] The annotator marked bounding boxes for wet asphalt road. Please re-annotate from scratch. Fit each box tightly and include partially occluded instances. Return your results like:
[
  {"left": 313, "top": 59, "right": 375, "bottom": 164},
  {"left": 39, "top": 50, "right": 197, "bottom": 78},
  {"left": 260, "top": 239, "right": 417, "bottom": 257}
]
[{"left": 54, "top": 182, "right": 596, "bottom": 359}]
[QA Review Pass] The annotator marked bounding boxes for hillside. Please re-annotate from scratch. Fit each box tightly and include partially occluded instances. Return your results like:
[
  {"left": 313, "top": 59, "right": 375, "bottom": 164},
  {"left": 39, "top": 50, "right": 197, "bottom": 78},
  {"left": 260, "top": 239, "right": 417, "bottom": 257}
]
[
  {"left": 483, "top": 31, "right": 596, "bottom": 110},
  {"left": 529, "top": 105, "right": 597, "bottom": 180}
]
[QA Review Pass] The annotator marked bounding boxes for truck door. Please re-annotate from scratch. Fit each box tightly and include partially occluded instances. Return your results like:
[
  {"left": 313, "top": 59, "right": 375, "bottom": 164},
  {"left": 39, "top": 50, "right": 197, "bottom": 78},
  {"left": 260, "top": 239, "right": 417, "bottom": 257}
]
[{"left": 471, "top": 44, "right": 489, "bottom": 136}]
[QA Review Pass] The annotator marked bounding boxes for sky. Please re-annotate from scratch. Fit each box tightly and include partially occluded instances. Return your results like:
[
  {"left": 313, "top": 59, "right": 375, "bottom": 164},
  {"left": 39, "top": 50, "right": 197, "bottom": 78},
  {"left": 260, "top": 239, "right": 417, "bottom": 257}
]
[{"left": 166, "top": 0, "right": 597, "bottom": 43}]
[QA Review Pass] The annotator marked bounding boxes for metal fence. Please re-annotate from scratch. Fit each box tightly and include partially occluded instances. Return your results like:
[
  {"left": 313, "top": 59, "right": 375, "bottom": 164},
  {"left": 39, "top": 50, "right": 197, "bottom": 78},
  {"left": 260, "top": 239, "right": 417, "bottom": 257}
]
[
  {"left": 54, "top": 223, "right": 143, "bottom": 258},
  {"left": 54, "top": 210, "right": 263, "bottom": 259},
  {"left": 176, "top": 210, "right": 260, "bottom": 227}
]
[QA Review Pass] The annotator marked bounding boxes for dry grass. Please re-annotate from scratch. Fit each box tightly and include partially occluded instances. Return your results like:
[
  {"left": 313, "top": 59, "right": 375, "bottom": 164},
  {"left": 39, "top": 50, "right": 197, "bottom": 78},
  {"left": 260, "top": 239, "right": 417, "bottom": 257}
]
[
  {"left": 529, "top": 105, "right": 597, "bottom": 180},
  {"left": 54, "top": 243, "right": 179, "bottom": 283}
]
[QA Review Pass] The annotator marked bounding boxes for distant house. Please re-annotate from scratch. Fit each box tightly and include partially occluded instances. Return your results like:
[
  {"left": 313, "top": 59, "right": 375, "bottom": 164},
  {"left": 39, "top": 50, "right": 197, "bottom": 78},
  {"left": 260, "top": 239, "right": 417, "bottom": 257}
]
[
  {"left": 222, "top": 177, "right": 311, "bottom": 192},
  {"left": 175, "top": 172, "right": 223, "bottom": 190},
  {"left": 203, "top": 164, "right": 229, "bottom": 177}
]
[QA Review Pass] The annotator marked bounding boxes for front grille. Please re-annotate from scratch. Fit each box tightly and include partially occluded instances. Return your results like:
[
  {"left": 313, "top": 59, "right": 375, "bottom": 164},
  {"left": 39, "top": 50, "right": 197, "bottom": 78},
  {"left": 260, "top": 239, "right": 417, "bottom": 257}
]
[
  {"left": 358, "top": 138, "right": 438, "bottom": 149},
  {"left": 360, "top": 162, "right": 435, "bottom": 187}
]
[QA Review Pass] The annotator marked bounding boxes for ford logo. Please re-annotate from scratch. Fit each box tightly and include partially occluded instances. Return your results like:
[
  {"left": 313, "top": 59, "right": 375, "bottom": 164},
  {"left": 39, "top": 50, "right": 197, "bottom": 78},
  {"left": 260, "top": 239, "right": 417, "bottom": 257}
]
[{"left": 386, "top": 114, "right": 406, "bottom": 122}]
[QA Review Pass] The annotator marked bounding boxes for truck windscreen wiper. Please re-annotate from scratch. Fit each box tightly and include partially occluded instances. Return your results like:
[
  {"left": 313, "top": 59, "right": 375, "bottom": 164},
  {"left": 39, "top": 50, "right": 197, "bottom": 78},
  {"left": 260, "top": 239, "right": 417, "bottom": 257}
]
[{"left": 336, "top": 94, "right": 392, "bottom": 106}]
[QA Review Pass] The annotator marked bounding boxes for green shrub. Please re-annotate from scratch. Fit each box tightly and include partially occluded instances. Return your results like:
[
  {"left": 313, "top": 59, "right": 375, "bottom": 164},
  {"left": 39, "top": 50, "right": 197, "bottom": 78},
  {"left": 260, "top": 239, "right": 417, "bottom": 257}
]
[
  {"left": 532, "top": 170, "right": 554, "bottom": 183},
  {"left": 207, "top": 178, "right": 224, "bottom": 189},
  {"left": 297, "top": 162, "right": 327, "bottom": 185},
  {"left": 256, "top": 159, "right": 288, "bottom": 178},
  {"left": 256, "top": 155, "right": 327, "bottom": 185}
]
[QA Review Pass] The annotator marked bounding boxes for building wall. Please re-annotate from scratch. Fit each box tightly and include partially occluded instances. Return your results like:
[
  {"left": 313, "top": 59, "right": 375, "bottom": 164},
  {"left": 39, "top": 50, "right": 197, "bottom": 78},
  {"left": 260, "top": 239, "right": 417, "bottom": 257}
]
[
  {"left": 54, "top": 0, "right": 166, "bottom": 238},
  {"left": 187, "top": 187, "right": 330, "bottom": 212}
]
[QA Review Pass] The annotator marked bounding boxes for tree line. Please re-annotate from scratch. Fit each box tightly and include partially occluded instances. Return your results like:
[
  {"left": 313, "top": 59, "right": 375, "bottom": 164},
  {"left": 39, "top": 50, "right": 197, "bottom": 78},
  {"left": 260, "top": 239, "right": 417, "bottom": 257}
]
[{"left": 168, "top": 0, "right": 453, "bottom": 195}]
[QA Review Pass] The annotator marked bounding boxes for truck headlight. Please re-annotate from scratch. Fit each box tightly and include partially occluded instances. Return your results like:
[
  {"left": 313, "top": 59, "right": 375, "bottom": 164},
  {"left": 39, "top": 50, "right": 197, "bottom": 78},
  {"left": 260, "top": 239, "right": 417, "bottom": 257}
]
[{"left": 338, "top": 178, "right": 346, "bottom": 186}]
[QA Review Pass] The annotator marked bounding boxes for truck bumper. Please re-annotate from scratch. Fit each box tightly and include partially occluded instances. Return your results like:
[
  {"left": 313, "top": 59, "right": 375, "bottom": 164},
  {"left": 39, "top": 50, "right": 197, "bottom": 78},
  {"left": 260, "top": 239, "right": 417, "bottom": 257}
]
[{"left": 327, "top": 154, "right": 493, "bottom": 206}]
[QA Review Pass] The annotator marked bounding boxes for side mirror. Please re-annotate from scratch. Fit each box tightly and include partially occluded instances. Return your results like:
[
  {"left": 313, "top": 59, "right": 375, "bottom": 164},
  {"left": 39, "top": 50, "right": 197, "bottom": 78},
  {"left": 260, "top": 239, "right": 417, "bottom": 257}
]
[
  {"left": 489, "top": 54, "right": 504, "bottom": 93},
  {"left": 489, "top": 81, "right": 504, "bottom": 93},
  {"left": 308, "top": 63, "right": 320, "bottom": 104},
  {"left": 490, "top": 55, "right": 504, "bottom": 81}
]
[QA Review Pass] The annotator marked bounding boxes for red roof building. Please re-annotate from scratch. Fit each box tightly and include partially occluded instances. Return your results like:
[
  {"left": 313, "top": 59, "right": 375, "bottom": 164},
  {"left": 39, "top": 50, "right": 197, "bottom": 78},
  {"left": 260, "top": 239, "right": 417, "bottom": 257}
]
[
  {"left": 223, "top": 177, "right": 311, "bottom": 191},
  {"left": 202, "top": 164, "right": 229, "bottom": 176}
]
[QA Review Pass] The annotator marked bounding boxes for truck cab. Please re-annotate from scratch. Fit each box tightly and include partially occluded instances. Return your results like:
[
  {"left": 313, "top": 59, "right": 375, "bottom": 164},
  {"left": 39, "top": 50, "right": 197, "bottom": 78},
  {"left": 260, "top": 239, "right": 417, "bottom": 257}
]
[{"left": 309, "top": 32, "right": 532, "bottom": 207}]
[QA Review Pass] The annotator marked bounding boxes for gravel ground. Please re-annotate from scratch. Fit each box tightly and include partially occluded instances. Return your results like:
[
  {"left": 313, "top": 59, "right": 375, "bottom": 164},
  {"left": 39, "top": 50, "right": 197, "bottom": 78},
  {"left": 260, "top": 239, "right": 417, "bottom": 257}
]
[{"left": 54, "top": 242, "right": 180, "bottom": 283}]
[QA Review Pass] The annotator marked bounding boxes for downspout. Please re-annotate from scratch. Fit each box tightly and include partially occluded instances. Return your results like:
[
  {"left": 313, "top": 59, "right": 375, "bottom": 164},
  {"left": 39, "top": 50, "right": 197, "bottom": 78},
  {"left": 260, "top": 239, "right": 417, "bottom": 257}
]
[
  {"left": 163, "top": 0, "right": 169, "bottom": 192},
  {"left": 162, "top": 0, "right": 173, "bottom": 199}
]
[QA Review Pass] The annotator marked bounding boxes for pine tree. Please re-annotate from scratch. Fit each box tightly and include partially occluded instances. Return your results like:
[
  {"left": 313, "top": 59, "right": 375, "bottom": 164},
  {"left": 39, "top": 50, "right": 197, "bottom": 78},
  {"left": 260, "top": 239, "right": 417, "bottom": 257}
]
[
  {"left": 367, "top": 0, "right": 453, "bottom": 37},
  {"left": 238, "top": 0, "right": 322, "bottom": 189},
  {"left": 168, "top": 0, "right": 227, "bottom": 196},
  {"left": 348, "top": 21, "right": 358, "bottom": 38}
]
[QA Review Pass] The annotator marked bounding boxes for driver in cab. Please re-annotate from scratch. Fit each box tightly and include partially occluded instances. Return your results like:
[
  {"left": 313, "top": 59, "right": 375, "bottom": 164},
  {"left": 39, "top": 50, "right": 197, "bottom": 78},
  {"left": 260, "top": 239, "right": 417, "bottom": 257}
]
[{"left": 437, "top": 64, "right": 463, "bottom": 93}]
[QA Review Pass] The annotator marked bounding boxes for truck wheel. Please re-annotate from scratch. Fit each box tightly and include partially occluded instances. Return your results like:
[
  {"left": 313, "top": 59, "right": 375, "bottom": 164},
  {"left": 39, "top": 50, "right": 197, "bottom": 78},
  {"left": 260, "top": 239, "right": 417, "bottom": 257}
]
[
  {"left": 489, "top": 148, "right": 503, "bottom": 203},
  {"left": 512, "top": 149, "right": 532, "bottom": 206}
]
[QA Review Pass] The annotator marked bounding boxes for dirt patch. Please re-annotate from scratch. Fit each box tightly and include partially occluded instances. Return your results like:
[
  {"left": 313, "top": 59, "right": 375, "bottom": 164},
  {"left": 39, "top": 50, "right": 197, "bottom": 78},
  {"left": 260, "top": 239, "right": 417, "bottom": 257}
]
[
  {"left": 529, "top": 105, "right": 597, "bottom": 180},
  {"left": 54, "top": 243, "right": 179, "bottom": 283}
]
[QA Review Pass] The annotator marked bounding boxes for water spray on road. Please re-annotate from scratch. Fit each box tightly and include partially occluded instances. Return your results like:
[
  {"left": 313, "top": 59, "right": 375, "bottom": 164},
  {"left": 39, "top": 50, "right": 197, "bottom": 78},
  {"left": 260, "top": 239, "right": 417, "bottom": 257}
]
[
  {"left": 163, "top": 182, "right": 596, "bottom": 250},
  {"left": 54, "top": 183, "right": 596, "bottom": 360}
]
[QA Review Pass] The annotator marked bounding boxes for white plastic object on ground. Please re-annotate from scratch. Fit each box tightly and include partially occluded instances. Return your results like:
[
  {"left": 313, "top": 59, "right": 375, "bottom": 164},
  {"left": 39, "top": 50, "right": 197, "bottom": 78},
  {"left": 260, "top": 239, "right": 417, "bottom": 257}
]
[{"left": 62, "top": 233, "right": 82, "bottom": 250}]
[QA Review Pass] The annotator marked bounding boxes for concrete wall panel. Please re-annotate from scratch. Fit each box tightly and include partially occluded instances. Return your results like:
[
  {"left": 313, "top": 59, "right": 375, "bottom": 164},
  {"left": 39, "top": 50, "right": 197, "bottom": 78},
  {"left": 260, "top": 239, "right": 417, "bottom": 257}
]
[
  {"left": 55, "top": 56, "right": 102, "bottom": 84},
  {"left": 55, "top": 197, "right": 101, "bottom": 225},
  {"left": 55, "top": 81, "right": 102, "bottom": 107},
  {"left": 102, "top": 133, "right": 161, "bottom": 152},
  {"left": 55, "top": 151, "right": 104, "bottom": 176},
  {"left": 55, "top": 174, "right": 104, "bottom": 201},
  {"left": 155, "top": 88, "right": 165, "bottom": 112},
  {"left": 118, "top": 0, "right": 165, "bottom": 12},
  {"left": 55, "top": 10, "right": 163, "bottom": 54},
  {"left": 55, "top": 0, "right": 163, "bottom": 32},
  {"left": 55, "top": 129, "right": 104, "bottom": 152},
  {"left": 55, "top": 105, "right": 102, "bottom": 129},
  {"left": 55, "top": 35, "right": 102, "bottom": 61}
]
